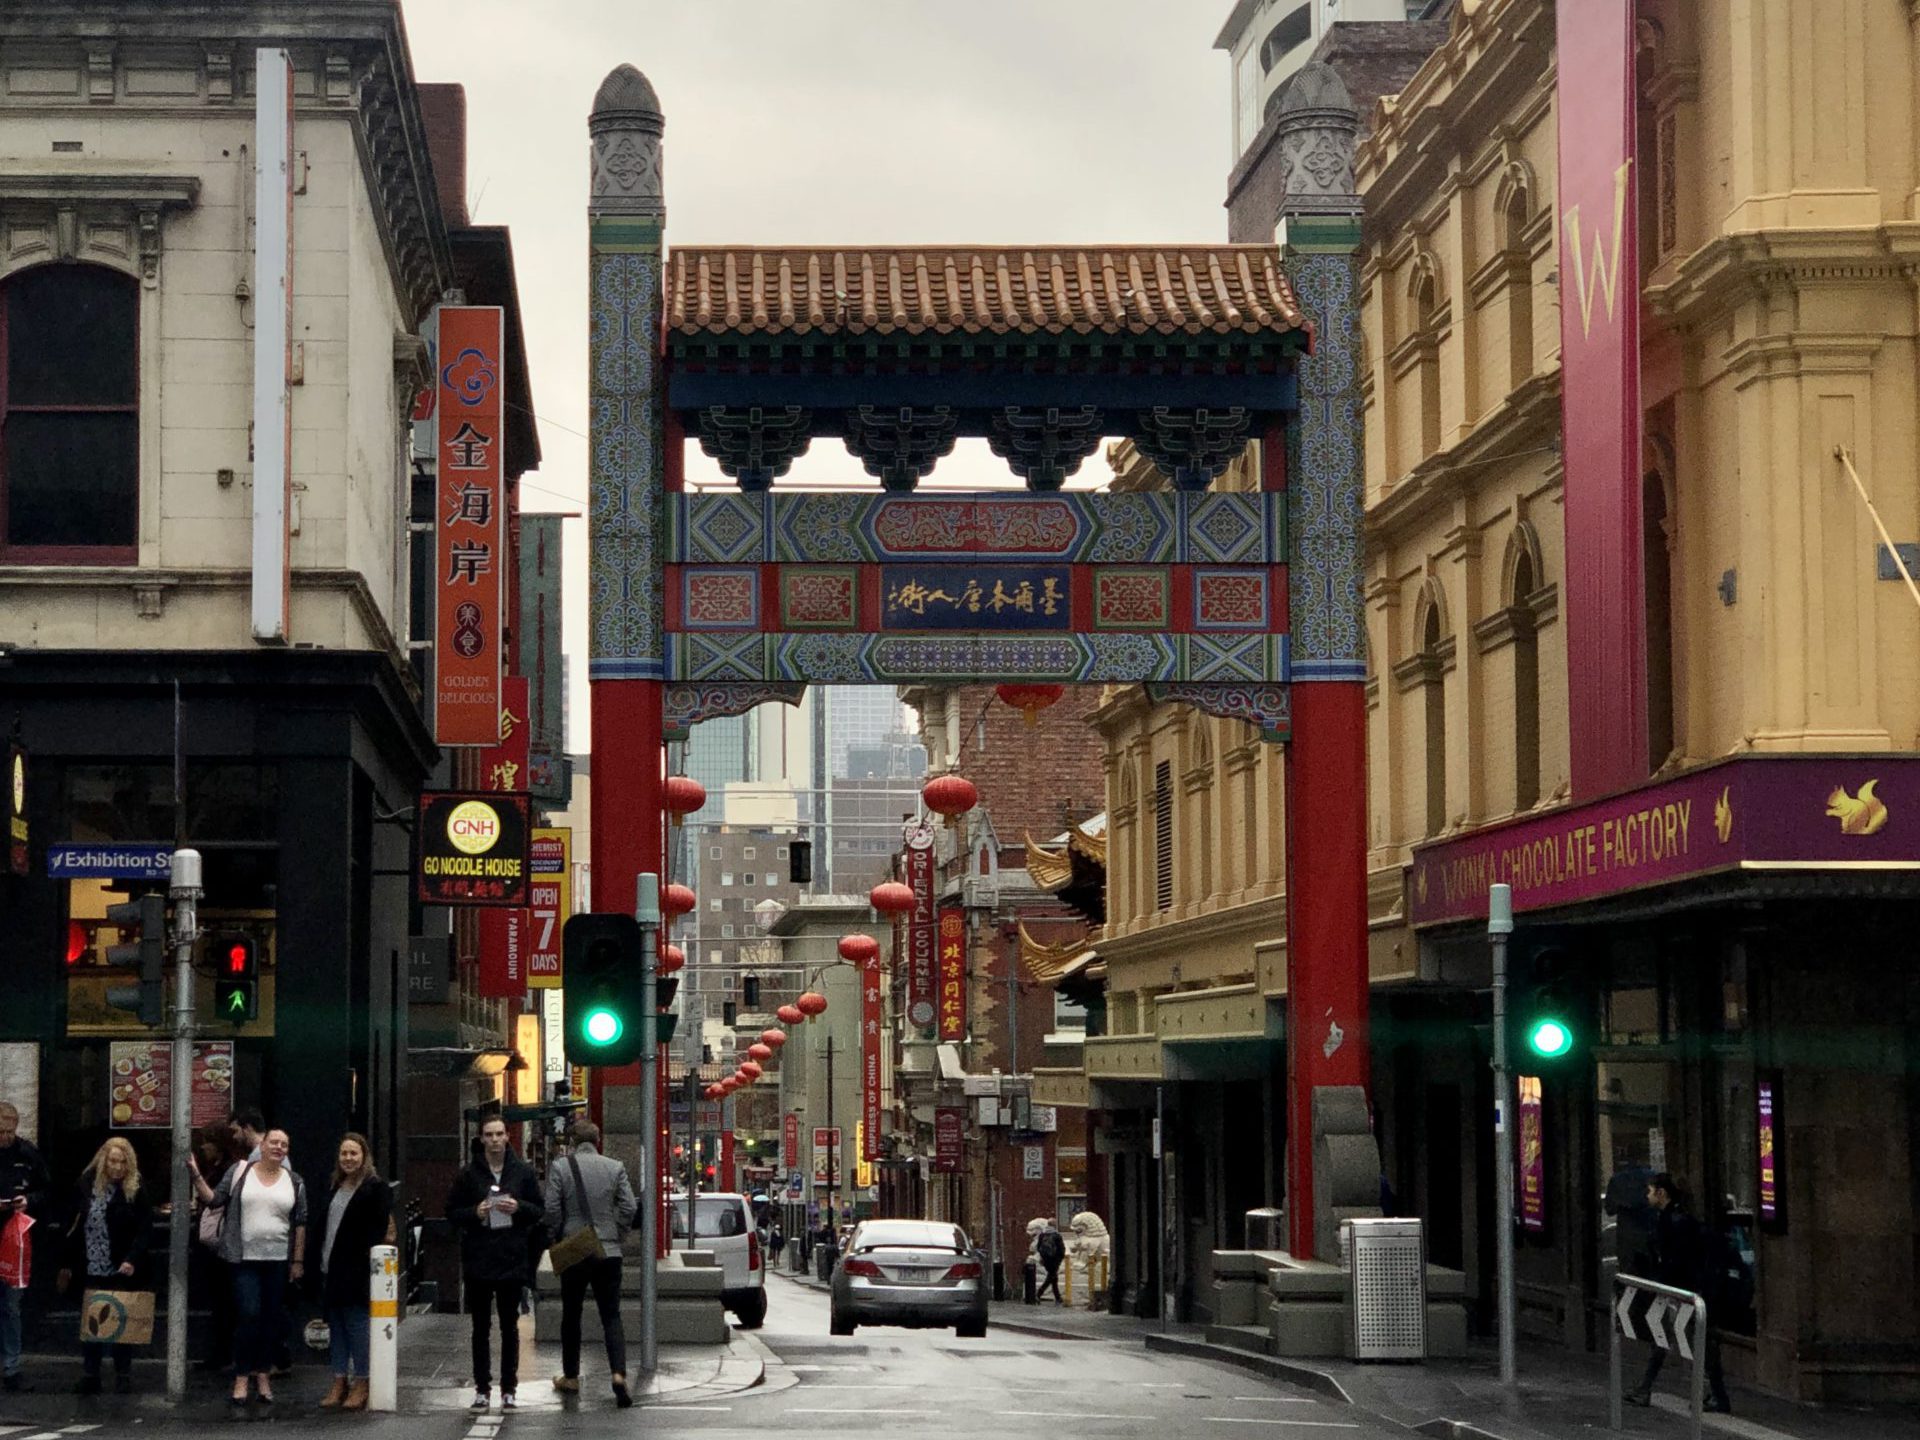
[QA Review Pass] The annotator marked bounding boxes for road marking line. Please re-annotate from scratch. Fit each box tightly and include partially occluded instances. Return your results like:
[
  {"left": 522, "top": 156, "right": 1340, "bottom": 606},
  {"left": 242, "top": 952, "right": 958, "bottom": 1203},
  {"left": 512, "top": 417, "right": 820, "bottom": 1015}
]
[
  {"left": 998, "top": 1412, "right": 1136, "bottom": 1420},
  {"left": 646, "top": 1405, "right": 734, "bottom": 1411},
  {"left": 1230, "top": 1397, "right": 1317, "bottom": 1403},
  {"left": 1202, "top": 1420, "right": 1360, "bottom": 1429}
]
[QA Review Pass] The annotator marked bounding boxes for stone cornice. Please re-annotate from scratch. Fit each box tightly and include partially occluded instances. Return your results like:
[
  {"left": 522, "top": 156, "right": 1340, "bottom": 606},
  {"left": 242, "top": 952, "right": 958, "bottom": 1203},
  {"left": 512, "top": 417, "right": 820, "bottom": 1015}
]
[
  {"left": 0, "top": 7, "right": 452, "bottom": 320},
  {"left": 1647, "top": 225, "right": 1920, "bottom": 335},
  {"left": 1365, "top": 368, "right": 1561, "bottom": 541}
]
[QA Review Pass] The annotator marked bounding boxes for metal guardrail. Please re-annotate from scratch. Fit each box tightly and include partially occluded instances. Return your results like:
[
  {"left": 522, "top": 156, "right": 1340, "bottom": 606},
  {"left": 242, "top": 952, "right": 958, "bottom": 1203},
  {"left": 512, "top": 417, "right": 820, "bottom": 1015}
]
[{"left": 1609, "top": 1272, "right": 1706, "bottom": 1439}]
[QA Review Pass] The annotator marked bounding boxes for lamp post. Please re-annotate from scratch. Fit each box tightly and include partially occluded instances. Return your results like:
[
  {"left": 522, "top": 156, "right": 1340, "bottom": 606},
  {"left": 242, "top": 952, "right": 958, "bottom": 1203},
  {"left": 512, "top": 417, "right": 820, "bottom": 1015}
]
[{"left": 1489, "top": 882, "right": 1517, "bottom": 1386}]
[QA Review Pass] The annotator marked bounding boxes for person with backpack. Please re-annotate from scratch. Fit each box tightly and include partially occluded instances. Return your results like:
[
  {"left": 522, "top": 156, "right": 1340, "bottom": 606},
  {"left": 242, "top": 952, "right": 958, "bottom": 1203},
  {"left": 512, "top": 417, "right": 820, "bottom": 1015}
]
[
  {"left": 1034, "top": 1221, "right": 1067, "bottom": 1304},
  {"left": 446, "top": 1117, "right": 543, "bottom": 1412},
  {"left": 543, "top": 1122, "right": 638, "bottom": 1408},
  {"left": 1622, "top": 1174, "right": 1731, "bottom": 1415}
]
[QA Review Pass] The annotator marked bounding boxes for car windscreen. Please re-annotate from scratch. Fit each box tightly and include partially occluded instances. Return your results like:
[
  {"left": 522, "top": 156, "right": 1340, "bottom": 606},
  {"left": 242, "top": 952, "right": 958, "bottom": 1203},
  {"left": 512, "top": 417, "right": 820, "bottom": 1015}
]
[
  {"left": 669, "top": 1198, "right": 748, "bottom": 1239},
  {"left": 853, "top": 1221, "right": 966, "bottom": 1252}
]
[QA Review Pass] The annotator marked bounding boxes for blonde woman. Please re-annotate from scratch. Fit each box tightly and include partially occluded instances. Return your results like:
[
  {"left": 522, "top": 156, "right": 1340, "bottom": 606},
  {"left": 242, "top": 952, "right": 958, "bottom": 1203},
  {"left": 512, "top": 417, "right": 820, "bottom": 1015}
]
[{"left": 59, "top": 1138, "right": 150, "bottom": 1394}]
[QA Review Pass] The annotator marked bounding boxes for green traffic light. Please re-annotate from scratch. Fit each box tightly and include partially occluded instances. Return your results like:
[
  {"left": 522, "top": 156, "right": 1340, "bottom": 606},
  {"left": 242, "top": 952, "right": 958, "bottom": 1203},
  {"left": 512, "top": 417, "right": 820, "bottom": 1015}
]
[
  {"left": 1527, "top": 1018, "right": 1573, "bottom": 1058},
  {"left": 226, "top": 990, "right": 247, "bottom": 1016},
  {"left": 585, "top": 1009, "right": 622, "bottom": 1046}
]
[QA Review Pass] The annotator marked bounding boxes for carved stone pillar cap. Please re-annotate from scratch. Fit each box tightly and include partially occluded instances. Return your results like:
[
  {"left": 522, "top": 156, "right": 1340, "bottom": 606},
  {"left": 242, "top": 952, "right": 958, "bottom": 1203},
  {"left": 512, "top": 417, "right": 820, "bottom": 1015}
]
[
  {"left": 1274, "top": 63, "right": 1361, "bottom": 217},
  {"left": 591, "top": 64, "right": 664, "bottom": 137}
]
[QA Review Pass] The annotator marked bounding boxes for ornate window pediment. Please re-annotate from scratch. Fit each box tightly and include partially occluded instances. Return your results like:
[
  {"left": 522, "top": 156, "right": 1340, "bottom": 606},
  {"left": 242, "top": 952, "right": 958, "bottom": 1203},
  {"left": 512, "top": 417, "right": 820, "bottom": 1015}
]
[{"left": 0, "top": 174, "right": 200, "bottom": 285}]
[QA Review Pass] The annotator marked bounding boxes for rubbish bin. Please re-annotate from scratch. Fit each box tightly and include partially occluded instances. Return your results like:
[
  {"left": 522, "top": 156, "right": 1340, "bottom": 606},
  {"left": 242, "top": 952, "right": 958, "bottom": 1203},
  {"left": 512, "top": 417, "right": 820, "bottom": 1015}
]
[
  {"left": 815, "top": 1241, "right": 836, "bottom": 1281},
  {"left": 1246, "top": 1207, "right": 1285, "bottom": 1251},
  {"left": 1345, "top": 1217, "right": 1426, "bottom": 1361}
]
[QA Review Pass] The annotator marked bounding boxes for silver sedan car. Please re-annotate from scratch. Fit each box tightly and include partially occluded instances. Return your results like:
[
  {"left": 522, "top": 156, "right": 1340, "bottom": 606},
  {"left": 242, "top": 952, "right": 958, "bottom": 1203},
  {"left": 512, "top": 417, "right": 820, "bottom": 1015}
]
[{"left": 828, "top": 1219, "right": 988, "bottom": 1337}]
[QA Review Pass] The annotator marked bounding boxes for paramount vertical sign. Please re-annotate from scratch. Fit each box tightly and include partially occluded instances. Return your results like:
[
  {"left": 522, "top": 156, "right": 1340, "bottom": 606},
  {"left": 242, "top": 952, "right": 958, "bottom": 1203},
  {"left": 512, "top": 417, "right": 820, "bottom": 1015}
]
[{"left": 1557, "top": 0, "right": 1647, "bottom": 799}]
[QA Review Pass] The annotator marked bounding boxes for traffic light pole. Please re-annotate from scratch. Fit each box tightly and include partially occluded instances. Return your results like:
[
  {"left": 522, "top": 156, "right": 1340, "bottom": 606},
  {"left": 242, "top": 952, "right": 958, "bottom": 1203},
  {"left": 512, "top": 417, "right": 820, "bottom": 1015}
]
[
  {"left": 635, "top": 873, "right": 660, "bottom": 1376},
  {"left": 165, "top": 849, "right": 201, "bottom": 1406},
  {"left": 1488, "top": 882, "right": 1516, "bottom": 1386}
]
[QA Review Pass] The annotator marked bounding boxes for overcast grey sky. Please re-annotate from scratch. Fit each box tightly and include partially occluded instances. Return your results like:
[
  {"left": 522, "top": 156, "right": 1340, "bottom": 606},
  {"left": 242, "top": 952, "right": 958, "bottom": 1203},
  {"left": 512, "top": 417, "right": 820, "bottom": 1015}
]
[{"left": 402, "top": 1, "right": 1238, "bottom": 750}]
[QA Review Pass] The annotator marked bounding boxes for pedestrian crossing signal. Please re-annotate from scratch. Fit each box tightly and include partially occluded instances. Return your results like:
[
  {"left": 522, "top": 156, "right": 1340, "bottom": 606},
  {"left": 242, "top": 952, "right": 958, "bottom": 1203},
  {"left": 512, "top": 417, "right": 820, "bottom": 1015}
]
[{"left": 211, "top": 933, "right": 257, "bottom": 1023}]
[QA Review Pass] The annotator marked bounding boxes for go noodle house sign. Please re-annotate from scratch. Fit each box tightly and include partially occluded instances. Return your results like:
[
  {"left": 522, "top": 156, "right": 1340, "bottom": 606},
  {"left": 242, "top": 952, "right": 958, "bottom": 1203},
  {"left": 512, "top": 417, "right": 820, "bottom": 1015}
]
[
  {"left": 416, "top": 790, "right": 530, "bottom": 908},
  {"left": 1410, "top": 755, "right": 1920, "bottom": 928}
]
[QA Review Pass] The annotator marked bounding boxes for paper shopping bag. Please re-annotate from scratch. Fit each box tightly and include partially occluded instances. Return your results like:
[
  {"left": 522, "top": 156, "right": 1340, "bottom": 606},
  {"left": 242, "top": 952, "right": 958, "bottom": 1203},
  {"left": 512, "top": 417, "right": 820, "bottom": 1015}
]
[{"left": 79, "top": 1289, "right": 154, "bottom": 1346}]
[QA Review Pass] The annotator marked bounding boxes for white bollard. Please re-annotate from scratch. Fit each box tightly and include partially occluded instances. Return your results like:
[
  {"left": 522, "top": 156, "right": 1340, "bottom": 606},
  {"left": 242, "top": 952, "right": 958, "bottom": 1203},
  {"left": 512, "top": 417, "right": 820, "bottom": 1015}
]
[{"left": 369, "top": 1244, "right": 399, "bottom": 1412}]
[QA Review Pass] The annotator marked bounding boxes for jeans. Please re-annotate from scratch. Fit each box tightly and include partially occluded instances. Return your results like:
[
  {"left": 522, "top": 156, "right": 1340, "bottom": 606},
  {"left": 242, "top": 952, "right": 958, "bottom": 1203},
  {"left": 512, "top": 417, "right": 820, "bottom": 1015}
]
[
  {"left": 467, "top": 1279, "right": 521, "bottom": 1394},
  {"left": 559, "top": 1256, "right": 626, "bottom": 1380},
  {"left": 231, "top": 1261, "right": 289, "bottom": 1377},
  {"left": 0, "top": 1280, "right": 21, "bottom": 1377},
  {"left": 325, "top": 1303, "right": 370, "bottom": 1379}
]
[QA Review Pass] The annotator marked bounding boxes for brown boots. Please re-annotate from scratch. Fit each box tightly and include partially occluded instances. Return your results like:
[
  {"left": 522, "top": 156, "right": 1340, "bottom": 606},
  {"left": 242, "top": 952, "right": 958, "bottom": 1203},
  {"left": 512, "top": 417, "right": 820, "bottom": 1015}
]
[{"left": 319, "top": 1377, "right": 370, "bottom": 1412}]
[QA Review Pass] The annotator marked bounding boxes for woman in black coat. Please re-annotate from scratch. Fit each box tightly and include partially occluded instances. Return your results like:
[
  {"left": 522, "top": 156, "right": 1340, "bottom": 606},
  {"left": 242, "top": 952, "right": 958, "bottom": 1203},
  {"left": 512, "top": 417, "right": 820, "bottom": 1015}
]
[
  {"left": 60, "top": 1137, "right": 152, "bottom": 1394},
  {"left": 306, "top": 1134, "right": 392, "bottom": 1412}
]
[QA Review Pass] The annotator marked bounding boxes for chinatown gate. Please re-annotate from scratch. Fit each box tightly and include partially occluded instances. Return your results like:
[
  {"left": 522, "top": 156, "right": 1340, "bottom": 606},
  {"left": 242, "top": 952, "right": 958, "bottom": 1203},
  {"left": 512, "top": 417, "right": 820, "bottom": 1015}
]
[{"left": 584, "top": 64, "right": 1369, "bottom": 1260}]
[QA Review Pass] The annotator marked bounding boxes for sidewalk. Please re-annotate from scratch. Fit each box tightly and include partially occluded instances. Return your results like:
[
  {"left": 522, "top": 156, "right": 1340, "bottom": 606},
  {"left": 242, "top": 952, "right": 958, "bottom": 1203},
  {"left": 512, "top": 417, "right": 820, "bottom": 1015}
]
[
  {"left": 1145, "top": 1330, "right": 1920, "bottom": 1440},
  {"left": 0, "top": 1308, "right": 764, "bottom": 1427}
]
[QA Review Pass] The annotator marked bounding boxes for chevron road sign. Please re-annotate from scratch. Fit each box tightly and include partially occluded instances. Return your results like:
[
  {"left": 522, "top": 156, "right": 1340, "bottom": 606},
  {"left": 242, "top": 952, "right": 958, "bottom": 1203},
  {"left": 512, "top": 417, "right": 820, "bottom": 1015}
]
[{"left": 1610, "top": 1273, "right": 1707, "bottom": 1439}]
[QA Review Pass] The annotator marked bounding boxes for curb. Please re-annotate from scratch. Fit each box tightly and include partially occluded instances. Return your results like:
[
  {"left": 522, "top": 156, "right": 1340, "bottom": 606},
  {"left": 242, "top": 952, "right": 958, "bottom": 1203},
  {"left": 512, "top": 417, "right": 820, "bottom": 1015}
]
[{"left": 1143, "top": 1332, "right": 1354, "bottom": 1405}]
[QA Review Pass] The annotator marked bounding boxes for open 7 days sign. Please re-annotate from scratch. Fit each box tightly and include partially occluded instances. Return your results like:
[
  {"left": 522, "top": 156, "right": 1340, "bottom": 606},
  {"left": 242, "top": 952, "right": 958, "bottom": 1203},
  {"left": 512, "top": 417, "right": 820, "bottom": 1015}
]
[{"left": 416, "top": 791, "right": 530, "bottom": 908}]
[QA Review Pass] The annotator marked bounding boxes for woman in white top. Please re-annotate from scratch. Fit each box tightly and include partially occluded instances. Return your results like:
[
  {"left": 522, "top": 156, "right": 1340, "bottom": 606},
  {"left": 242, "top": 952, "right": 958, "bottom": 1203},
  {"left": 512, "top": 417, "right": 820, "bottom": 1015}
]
[{"left": 191, "top": 1127, "right": 306, "bottom": 1412}]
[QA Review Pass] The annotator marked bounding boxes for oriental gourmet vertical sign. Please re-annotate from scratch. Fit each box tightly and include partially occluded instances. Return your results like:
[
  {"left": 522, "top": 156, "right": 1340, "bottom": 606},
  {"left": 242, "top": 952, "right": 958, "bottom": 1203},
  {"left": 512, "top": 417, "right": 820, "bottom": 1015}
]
[
  {"left": 435, "top": 306, "right": 507, "bottom": 745},
  {"left": 937, "top": 907, "right": 966, "bottom": 1041},
  {"left": 903, "top": 823, "right": 936, "bottom": 1031},
  {"left": 862, "top": 948, "right": 882, "bottom": 1162},
  {"left": 1557, "top": 0, "right": 1646, "bottom": 799}
]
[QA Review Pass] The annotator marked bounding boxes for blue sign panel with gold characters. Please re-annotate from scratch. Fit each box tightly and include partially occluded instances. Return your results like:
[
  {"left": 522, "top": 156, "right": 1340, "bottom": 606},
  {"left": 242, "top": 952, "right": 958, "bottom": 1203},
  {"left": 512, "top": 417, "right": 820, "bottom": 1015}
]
[{"left": 880, "top": 565, "right": 1071, "bottom": 631}]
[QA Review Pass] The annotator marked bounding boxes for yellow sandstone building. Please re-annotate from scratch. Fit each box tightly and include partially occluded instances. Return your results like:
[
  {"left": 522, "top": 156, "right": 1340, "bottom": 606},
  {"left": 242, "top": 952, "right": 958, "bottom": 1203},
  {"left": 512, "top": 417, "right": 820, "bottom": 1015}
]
[{"left": 1085, "top": 0, "right": 1920, "bottom": 1400}]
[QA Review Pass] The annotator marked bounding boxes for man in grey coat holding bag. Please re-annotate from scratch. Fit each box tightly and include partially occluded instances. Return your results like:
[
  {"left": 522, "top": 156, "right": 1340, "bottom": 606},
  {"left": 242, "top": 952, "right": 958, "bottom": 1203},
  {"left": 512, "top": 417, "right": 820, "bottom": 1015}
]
[{"left": 544, "top": 1123, "right": 638, "bottom": 1407}]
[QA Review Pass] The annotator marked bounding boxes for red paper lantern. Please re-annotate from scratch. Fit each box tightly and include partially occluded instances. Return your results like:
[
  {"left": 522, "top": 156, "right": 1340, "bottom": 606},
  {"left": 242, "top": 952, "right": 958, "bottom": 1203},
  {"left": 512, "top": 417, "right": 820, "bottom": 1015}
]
[
  {"left": 739, "top": 1060, "right": 763, "bottom": 1081},
  {"left": 704, "top": 1084, "right": 723, "bottom": 1100},
  {"left": 776, "top": 1004, "right": 805, "bottom": 1026},
  {"left": 869, "top": 880, "right": 915, "bottom": 916},
  {"left": 760, "top": 1029, "right": 787, "bottom": 1049},
  {"left": 719, "top": 1077, "right": 738, "bottom": 1093},
  {"left": 995, "top": 682, "right": 1065, "bottom": 726},
  {"left": 922, "top": 772, "right": 979, "bottom": 825},
  {"left": 662, "top": 883, "right": 696, "bottom": 918},
  {"left": 796, "top": 991, "right": 828, "bottom": 1017},
  {"left": 659, "top": 943, "right": 685, "bottom": 974},
  {"left": 747, "top": 1043, "right": 773, "bottom": 1061},
  {"left": 664, "top": 774, "right": 707, "bottom": 826},
  {"left": 838, "top": 933, "right": 880, "bottom": 964}
]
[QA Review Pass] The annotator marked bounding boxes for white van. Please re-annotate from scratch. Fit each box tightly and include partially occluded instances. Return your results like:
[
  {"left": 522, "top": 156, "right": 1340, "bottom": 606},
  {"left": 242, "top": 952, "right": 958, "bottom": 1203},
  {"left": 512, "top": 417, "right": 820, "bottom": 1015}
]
[{"left": 669, "top": 1192, "right": 767, "bottom": 1328}]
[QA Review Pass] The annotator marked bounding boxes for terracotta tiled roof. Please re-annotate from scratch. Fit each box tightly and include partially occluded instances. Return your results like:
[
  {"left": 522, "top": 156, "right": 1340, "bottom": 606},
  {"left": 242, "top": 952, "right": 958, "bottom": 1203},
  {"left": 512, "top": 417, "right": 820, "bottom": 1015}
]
[{"left": 667, "top": 245, "right": 1306, "bottom": 339}]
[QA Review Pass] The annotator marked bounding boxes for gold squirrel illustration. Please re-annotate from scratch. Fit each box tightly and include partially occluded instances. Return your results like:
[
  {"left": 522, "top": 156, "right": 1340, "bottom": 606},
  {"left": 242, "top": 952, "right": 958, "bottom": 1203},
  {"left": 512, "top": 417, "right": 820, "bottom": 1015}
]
[{"left": 1825, "top": 780, "right": 1889, "bottom": 837}]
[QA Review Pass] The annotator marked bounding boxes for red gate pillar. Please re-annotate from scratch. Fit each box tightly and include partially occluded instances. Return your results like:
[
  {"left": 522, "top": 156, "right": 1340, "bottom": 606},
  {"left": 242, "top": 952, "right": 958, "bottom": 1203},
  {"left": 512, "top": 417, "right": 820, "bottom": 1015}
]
[
  {"left": 586, "top": 68, "right": 669, "bottom": 1209},
  {"left": 1275, "top": 66, "right": 1369, "bottom": 1261}
]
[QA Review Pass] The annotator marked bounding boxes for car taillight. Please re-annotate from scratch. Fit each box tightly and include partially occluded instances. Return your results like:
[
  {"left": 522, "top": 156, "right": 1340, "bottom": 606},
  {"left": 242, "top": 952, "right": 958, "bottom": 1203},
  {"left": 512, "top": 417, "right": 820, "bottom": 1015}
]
[
  {"left": 842, "top": 1257, "right": 882, "bottom": 1277},
  {"left": 748, "top": 1232, "right": 761, "bottom": 1272},
  {"left": 944, "top": 1260, "right": 982, "bottom": 1280}
]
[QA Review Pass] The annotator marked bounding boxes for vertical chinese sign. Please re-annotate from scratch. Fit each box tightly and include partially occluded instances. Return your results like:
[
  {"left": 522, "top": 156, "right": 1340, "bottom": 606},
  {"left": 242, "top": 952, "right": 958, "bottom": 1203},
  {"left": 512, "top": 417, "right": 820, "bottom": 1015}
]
[
  {"left": 1757, "top": 1076, "right": 1779, "bottom": 1225},
  {"left": 526, "top": 828, "right": 570, "bottom": 990},
  {"left": 1516, "top": 1075, "right": 1545, "bottom": 1233},
  {"left": 1556, "top": 0, "right": 1646, "bottom": 798},
  {"left": 936, "top": 907, "right": 966, "bottom": 1041},
  {"left": 435, "top": 306, "right": 507, "bottom": 746},
  {"left": 783, "top": 1112, "right": 799, "bottom": 1171},
  {"left": 477, "top": 678, "right": 532, "bottom": 999},
  {"left": 862, "top": 948, "right": 882, "bottom": 1162},
  {"left": 904, "top": 822, "right": 936, "bottom": 1031},
  {"left": 933, "top": 1106, "right": 964, "bottom": 1175}
]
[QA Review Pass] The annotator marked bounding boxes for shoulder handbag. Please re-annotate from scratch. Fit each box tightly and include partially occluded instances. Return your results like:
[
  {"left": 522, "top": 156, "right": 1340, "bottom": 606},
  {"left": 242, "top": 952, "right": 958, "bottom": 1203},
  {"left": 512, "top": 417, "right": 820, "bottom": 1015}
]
[
  {"left": 544, "top": 1156, "right": 606, "bottom": 1276},
  {"left": 198, "top": 1162, "right": 250, "bottom": 1250}
]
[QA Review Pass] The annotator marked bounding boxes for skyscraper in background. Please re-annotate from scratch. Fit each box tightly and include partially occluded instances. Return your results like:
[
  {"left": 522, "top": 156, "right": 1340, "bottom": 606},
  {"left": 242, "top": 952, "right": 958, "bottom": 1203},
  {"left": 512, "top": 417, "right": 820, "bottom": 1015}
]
[{"left": 823, "top": 686, "right": 903, "bottom": 780}]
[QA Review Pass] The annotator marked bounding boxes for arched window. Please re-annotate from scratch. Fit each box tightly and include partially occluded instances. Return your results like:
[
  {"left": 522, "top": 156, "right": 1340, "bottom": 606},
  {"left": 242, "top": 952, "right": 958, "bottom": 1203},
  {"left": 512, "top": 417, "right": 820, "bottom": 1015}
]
[
  {"left": 1498, "top": 172, "right": 1534, "bottom": 383},
  {"left": 1421, "top": 603, "right": 1448, "bottom": 835},
  {"left": 0, "top": 264, "right": 140, "bottom": 563},
  {"left": 1509, "top": 547, "right": 1541, "bottom": 810},
  {"left": 1409, "top": 258, "right": 1442, "bottom": 454}
]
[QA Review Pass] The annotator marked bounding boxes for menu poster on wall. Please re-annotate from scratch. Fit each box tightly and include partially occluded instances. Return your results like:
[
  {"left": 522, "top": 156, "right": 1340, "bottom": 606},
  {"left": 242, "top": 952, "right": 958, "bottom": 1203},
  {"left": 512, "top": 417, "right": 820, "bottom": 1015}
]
[
  {"left": 1758, "top": 1075, "right": 1782, "bottom": 1228},
  {"left": 0, "top": 1044, "right": 39, "bottom": 1143},
  {"left": 108, "top": 1041, "right": 234, "bottom": 1130}
]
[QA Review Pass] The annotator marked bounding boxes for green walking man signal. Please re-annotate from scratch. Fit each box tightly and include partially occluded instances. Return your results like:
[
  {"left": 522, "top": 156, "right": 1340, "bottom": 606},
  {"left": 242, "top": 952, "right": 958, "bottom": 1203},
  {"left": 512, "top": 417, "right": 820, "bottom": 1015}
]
[{"left": 212, "top": 933, "right": 258, "bottom": 1023}]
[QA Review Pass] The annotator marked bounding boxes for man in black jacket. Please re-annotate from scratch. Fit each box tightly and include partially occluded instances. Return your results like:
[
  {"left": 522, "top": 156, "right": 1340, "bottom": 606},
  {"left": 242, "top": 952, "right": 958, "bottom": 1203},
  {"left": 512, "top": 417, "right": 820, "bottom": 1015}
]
[
  {"left": 1623, "top": 1174, "right": 1731, "bottom": 1414},
  {"left": 447, "top": 1117, "right": 544, "bottom": 1412},
  {"left": 0, "top": 1102, "right": 49, "bottom": 1393}
]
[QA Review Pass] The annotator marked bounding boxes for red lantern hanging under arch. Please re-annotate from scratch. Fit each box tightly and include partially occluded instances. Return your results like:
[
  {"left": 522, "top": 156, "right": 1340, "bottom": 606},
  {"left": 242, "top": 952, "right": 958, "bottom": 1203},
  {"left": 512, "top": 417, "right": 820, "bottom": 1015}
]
[
  {"left": 922, "top": 772, "right": 979, "bottom": 826},
  {"left": 759, "top": 1029, "right": 787, "bottom": 1049},
  {"left": 661, "top": 883, "right": 696, "bottom": 919},
  {"left": 704, "top": 1084, "right": 723, "bottom": 1100},
  {"left": 718, "top": 1077, "right": 738, "bottom": 1094},
  {"left": 838, "top": 933, "right": 880, "bottom": 965},
  {"left": 796, "top": 991, "right": 828, "bottom": 1017},
  {"left": 658, "top": 943, "right": 686, "bottom": 974},
  {"left": 869, "top": 880, "right": 915, "bottom": 916},
  {"left": 776, "top": 1004, "right": 805, "bottom": 1026},
  {"left": 747, "top": 1042, "right": 773, "bottom": 1062},
  {"left": 995, "top": 682, "right": 1065, "bottom": 727},
  {"left": 663, "top": 775, "right": 707, "bottom": 826},
  {"left": 738, "top": 1060, "right": 763, "bottom": 1081}
]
